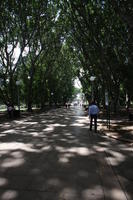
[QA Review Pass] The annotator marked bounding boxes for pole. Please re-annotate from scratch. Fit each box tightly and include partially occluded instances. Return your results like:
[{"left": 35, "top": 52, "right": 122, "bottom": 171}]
[
  {"left": 108, "top": 103, "right": 110, "bottom": 130},
  {"left": 90, "top": 76, "right": 96, "bottom": 101},
  {"left": 105, "top": 90, "right": 110, "bottom": 129},
  {"left": 17, "top": 85, "right": 20, "bottom": 111},
  {"left": 91, "top": 82, "right": 94, "bottom": 100}
]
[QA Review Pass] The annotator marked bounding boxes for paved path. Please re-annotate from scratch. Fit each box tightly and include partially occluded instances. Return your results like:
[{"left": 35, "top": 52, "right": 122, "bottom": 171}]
[
  {"left": 98, "top": 118, "right": 133, "bottom": 143},
  {"left": 0, "top": 107, "right": 133, "bottom": 200}
]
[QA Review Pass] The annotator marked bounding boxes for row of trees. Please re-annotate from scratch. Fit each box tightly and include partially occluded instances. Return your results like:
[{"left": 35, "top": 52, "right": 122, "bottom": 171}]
[
  {"left": 61, "top": 0, "right": 133, "bottom": 111},
  {"left": 0, "top": 0, "right": 77, "bottom": 111},
  {"left": 0, "top": 1, "right": 133, "bottom": 112}
]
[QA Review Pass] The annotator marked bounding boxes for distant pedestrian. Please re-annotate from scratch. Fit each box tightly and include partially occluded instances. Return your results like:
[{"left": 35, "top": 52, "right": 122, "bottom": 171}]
[
  {"left": 65, "top": 102, "right": 68, "bottom": 108},
  {"left": 88, "top": 101, "right": 99, "bottom": 132},
  {"left": 7, "top": 102, "right": 14, "bottom": 119}
]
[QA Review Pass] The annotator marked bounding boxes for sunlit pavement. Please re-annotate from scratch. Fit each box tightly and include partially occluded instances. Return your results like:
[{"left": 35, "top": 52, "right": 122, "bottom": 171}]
[{"left": 0, "top": 106, "right": 133, "bottom": 200}]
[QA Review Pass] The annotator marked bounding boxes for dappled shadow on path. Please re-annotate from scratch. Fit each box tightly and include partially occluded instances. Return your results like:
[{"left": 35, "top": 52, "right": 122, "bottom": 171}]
[
  {"left": 0, "top": 107, "right": 133, "bottom": 200},
  {"left": 99, "top": 118, "right": 133, "bottom": 141}
]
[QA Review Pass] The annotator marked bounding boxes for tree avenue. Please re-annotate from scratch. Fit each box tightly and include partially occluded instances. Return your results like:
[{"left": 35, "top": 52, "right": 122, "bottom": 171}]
[{"left": 0, "top": 0, "right": 133, "bottom": 112}]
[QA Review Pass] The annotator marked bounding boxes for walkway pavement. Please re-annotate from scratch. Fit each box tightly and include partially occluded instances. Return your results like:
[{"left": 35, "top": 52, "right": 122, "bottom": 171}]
[
  {"left": 0, "top": 107, "right": 133, "bottom": 200},
  {"left": 98, "top": 117, "right": 133, "bottom": 144}
]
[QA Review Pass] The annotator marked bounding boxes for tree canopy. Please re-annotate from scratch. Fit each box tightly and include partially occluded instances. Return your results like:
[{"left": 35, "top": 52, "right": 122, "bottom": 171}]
[{"left": 0, "top": 0, "right": 133, "bottom": 111}]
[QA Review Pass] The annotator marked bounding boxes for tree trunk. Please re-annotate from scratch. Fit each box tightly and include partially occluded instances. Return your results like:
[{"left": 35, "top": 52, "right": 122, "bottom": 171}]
[
  {"left": 126, "top": 93, "right": 130, "bottom": 112},
  {"left": 27, "top": 73, "right": 34, "bottom": 112}
]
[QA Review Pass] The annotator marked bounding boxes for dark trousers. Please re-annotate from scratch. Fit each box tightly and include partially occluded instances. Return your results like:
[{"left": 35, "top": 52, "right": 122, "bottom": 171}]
[
  {"left": 8, "top": 110, "right": 13, "bottom": 119},
  {"left": 90, "top": 114, "right": 97, "bottom": 132}
]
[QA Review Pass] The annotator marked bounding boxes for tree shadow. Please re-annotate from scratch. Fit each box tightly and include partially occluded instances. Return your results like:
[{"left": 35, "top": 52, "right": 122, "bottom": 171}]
[{"left": 0, "top": 107, "right": 133, "bottom": 199}]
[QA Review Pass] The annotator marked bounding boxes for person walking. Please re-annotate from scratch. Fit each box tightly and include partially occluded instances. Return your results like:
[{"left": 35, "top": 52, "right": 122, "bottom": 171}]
[
  {"left": 7, "top": 102, "right": 14, "bottom": 119},
  {"left": 88, "top": 101, "right": 99, "bottom": 132}
]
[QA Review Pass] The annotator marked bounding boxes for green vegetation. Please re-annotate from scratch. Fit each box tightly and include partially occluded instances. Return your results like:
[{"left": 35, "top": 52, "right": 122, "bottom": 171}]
[{"left": 0, "top": 1, "right": 133, "bottom": 112}]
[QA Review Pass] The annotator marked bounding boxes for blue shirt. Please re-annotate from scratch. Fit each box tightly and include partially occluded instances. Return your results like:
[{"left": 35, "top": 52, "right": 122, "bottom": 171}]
[{"left": 88, "top": 105, "right": 99, "bottom": 116}]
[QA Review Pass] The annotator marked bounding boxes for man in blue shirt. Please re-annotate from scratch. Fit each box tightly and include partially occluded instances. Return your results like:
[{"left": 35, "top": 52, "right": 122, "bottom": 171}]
[{"left": 88, "top": 101, "right": 99, "bottom": 132}]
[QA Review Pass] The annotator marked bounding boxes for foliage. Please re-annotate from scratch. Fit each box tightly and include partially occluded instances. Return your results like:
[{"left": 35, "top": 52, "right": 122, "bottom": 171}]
[{"left": 0, "top": 0, "right": 133, "bottom": 111}]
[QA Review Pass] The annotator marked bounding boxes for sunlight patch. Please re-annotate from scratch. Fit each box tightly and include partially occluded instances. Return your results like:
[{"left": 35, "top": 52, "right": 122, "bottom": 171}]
[
  {"left": 68, "top": 147, "right": 90, "bottom": 156},
  {"left": 43, "top": 126, "right": 54, "bottom": 132},
  {"left": 82, "top": 186, "right": 103, "bottom": 199},
  {"left": 59, "top": 187, "right": 78, "bottom": 199},
  {"left": 110, "top": 188, "right": 127, "bottom": 199},
  {"left": 10, "top": 151, "right": 24, "bottom": 158},
  {"left": 28, "top": 132, "right": 39, "bottom": 136},
  {"left": 59, "top": 156, "right": 69, "bottom": 163},
  {"left": 0, "top": 124, "right": 10, "bottom": 128},
  {"left": 0, "top": 142, "right": 39, "bottom": 152},
  {"left": 1, "top": 190, "right": 18, "bottom": 200},
  {"left": 15, "top": 121, "right": 38, "bottom": 125},
  {"left": 70, "top": 123, "right": 85, "bottom": 127},
  {"left": 55, "top": 146, "right": 66, "bottom": 153},
  {"left": 58, "top": 152, "right": 75, "bottom": 164},
  {"left": 52, "top": 123, "right": 66, "bottom": 127},
  {"left": 93, "top": 145, "right": 105, "bottom": 152},
  {"left": 76, "top": 118, "right": 87, "bottom": 123},
  {"left": 106, "top": 150, "right": 126, "bottom": 166},
  {"left": 41, "top": 120, "right": 46, "bottom": 123},
  {"left": 41, "top": 145, "right": 52, "bottom": 151},
  {"left": 1, "top": 158, "right": 25, "bottom": 168},
  {"left": 13, "top": 120, "right": 26, "bottom": 124},
  {"left": 76, "top": 147, "right": 90, "bottom": 156},
  {"left": 2, "top": 129, "right": 17, "bottom": 134},
  {"left": 0, "top": 177, "right": 8, "bottom": 186},
  {"left": 121, "top": 126, "right": 133, "bottom": 132},
  {"left": 0, "top": 134, "right": 6, "bottom": 137}
]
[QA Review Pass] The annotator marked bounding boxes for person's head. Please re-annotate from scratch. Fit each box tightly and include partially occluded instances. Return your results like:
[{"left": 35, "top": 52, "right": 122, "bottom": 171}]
[
  {"left": 91, "top": 100, "right": 96, "bottom": 105},
  {"left": 7, "top": 102, "right": 10, "bottom": 106}
]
